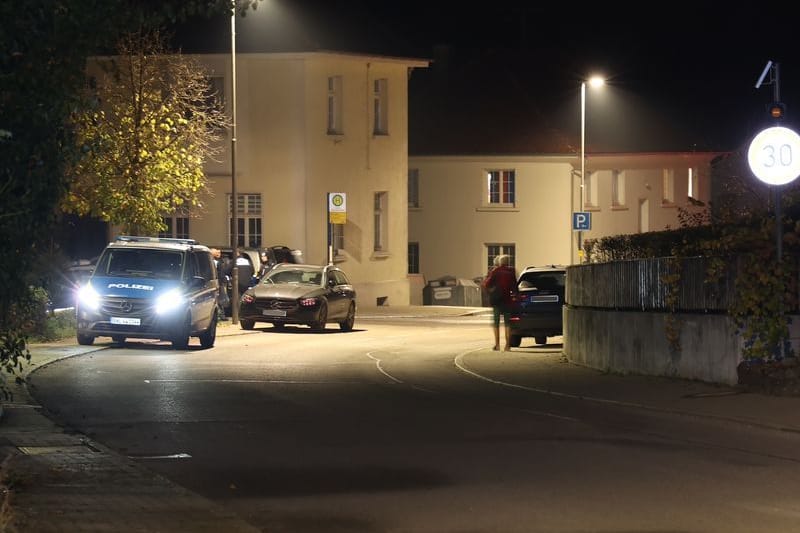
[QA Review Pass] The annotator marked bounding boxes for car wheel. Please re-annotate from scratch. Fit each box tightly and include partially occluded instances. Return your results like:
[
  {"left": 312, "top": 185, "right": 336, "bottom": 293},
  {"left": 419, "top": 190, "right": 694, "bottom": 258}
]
[
  {"left": 311, "top": 302, "right": 328, "bottom": 331},
  {"left": 509, "top": 334, "right": 521, "bottom": 348},
  {"left": 199, "top": 311, "right": 217, "bottom": 349},
  {"left": 111, "top": 335, "right": 126, "bottom": 344},
  {"left": 339, "top": 302, "right": 355, "bottom": 331},
  {"left": 172, "top": 314, "right": 191, "bottom": 349},
  {"left": 534, "top": 336, "right": 547, "bottom": 345},
  {"left": 240, "top": 319, "right": 255, "bottom": 330},
  {"left": 77, "top": 333, "right": 95, "bottom": 346}
]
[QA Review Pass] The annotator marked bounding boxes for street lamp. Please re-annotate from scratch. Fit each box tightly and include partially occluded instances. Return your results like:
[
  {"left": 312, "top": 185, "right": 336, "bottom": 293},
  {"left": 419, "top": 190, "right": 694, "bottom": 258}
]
[
  {"left": 230, "top": 0, "right": 240, "bottom": 323},
  {"left": 575, "top": 75, "right": 604, "bottom": 263},
  {"left": 581, "top": 75, "right": 604, "bottom": 209}
]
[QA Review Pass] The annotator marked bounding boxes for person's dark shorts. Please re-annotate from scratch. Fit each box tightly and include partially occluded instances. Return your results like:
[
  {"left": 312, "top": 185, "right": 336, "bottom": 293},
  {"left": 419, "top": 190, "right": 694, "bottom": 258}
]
[{"left": 492, "top": 304, "right": 510, "bottom": 327}]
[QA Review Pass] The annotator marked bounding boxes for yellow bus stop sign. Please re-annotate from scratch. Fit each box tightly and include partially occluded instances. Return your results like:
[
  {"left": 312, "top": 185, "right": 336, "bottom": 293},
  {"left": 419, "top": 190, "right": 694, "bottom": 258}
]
[{"left": 328, "top": 192, "right": 346, "bottom": 224}]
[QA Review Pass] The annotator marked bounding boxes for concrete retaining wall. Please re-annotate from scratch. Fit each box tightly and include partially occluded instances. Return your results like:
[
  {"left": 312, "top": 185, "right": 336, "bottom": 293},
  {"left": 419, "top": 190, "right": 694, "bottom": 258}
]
[{"left": 563, "top": 307, "right": 744, "bottom": 385}]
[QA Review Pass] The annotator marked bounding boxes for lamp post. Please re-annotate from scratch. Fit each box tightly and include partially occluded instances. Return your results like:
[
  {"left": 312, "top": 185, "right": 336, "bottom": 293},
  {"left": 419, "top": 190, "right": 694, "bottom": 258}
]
[
  {"left": 576, "top": 75, "right": 604, "bottom": 263},
  {"left": 230, "top": 0, "right": 240, "bottom": 323}
]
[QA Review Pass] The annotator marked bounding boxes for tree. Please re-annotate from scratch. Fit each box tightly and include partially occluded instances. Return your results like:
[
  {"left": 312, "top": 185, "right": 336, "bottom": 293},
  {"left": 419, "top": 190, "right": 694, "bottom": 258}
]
[
  {"left": 64, "top": 30, "right": 229, "bottom": 235},
  {"left": 0, "top": 0, "right": 258, "bottom": 398}
]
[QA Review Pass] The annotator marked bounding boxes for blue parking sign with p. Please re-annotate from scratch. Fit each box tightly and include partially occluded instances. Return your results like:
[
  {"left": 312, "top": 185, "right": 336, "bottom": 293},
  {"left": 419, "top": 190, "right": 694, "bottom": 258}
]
[{"left": 573, "top": 212, "right": 591, "bottom": 231}]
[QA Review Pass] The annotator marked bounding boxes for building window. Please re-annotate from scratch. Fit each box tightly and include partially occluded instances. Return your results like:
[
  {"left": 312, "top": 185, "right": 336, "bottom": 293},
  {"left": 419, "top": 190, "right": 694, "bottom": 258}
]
[
  {"left": 228, "top": 193, "right": 262, "bottom": 248},
  {"left": 611, "top": 170, "right": 625, "bottom": 207},
  {"left": 663, "top": 168, "right": 675, "bottom": 204},
  {"left": 486, "top": 244, "right": 516, "bottom": 272},
  {"left": 159, "top": 216, "right": 190, "bottom": 239},
  {"left": 639, "top": 198, "right": 650, "bottom": 233},
  {"left": 332, "top": 223, "right": 345, "bottom": 258},
  {"left": 373, "top": 78, "right": 388, "bottom": 135},
  {"left": 486, "top": 170, "right": 515, "bottom": 205},
  {"left": 408, "top": 168, "right": 420, "bottom": 208},
  {"left": 408, "top": 242, "right": 419, "bottom": 274},
  {"left": 374, "top": 191, "right": 388, "bottom": 252},
  {"left": 688, "top": 167, "right": 699, "bottom": 200},
  {"left": 327, "top": 75, "right": 343, "bottom": 135},
  {"left": 584, "top": 171, "right": 598, "bottom": 208}
]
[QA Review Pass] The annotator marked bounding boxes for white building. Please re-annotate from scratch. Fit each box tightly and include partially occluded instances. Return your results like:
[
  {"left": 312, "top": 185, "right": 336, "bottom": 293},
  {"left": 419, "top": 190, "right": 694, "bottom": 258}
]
[
  {"left": 86, "top": 49, "right": 723, "bottom": 308},
  {"left": 138, "top": 51, "right": 428, "bottom": 307},
  {"left": 407, "top": 152, "right": 722, "bottom": 302}
]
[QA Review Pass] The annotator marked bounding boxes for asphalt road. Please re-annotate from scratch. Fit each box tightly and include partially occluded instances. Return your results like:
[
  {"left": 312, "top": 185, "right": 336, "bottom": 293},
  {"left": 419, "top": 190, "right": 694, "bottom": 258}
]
[{"left": 27, "top": 316, "right": 800, "bottom": 532}]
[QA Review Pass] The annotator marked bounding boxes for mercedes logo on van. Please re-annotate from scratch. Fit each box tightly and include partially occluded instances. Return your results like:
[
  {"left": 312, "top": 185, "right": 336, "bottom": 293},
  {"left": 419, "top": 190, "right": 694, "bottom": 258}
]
[{"left": 120, "top": 300, "right": 133, "bottom": 313}]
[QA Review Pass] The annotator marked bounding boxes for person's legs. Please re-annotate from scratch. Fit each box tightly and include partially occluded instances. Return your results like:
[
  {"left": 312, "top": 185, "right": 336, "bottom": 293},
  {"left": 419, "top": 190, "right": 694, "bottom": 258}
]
[
  {"left": 492, "top": 306, "right": 501, "bottom": 350},
  {"left": 502, "top": 309, "right": 512, "bottom": 351}
]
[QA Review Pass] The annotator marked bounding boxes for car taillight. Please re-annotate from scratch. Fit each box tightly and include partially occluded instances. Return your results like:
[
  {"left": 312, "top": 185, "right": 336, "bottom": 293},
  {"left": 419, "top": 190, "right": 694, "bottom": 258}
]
[
  {"left": 300, "top": 297, "right": 318, "bottom": 307},
  {"left": 242, "top": 293, "right": 255, "bottom": 304}
]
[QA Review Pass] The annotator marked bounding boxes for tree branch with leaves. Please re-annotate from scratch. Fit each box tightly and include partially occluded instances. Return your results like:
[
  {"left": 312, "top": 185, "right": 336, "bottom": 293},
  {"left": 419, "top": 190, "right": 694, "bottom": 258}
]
[{"left": 64, "top": 30, "right": 229, "bottom": 235}]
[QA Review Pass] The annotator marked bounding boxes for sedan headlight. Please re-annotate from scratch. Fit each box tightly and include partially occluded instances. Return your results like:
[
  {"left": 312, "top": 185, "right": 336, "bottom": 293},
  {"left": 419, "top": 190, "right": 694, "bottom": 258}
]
[
  {"left": 300, "top": 297, "right": 319, "bottom": 307},
  {"left": 155, "top": 288, "right": 185, "bottom": 314},
  {"left": 77, "top": 284, "right": 100, "bottom": 311},
  {"left": 241, "top": 293, "right": 255, "bottom": 304}
]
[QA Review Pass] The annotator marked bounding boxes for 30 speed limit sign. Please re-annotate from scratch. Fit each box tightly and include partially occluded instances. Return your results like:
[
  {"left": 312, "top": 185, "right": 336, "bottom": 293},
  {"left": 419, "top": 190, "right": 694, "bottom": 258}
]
[{"left": 747, "top": 126, "right": 800, "bottom": 186}]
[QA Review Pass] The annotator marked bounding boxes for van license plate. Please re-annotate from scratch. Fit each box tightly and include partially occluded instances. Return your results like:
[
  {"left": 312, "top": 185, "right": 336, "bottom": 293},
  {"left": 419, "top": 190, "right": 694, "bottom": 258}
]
[
  {"left": 111, "top": 317, "right": 141, "bottom": 325},
  {"left": 262, "top": 309, "right": 286, "bottom": 317}
]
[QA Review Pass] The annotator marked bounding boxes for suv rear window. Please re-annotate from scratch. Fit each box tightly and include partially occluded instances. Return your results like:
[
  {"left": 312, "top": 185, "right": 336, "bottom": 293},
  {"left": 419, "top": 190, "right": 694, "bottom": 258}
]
[{"left": 518, "top": 271, "right": 565, "bottom": 290}]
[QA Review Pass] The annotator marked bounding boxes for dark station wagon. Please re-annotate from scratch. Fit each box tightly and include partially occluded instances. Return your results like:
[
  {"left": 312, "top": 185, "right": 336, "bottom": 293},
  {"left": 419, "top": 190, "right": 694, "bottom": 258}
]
[{"left": 238, "top": 263, "right": 356, "bottom": 332}]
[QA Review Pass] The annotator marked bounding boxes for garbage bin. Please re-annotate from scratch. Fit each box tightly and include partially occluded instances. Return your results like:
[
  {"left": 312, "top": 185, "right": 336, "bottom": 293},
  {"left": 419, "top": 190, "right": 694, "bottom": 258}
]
[
  {"left": 423, "top": 276, "right": 482, "bottom": 306},
  {"left": 474, "top": 276, "right": 490, "bottom": 307}
]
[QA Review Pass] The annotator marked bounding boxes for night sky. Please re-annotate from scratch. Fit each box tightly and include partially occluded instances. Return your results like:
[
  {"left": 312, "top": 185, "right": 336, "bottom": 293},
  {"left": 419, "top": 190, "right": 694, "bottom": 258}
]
[{"left": 174, "top": 1, "right": 800, "bottom": 154}]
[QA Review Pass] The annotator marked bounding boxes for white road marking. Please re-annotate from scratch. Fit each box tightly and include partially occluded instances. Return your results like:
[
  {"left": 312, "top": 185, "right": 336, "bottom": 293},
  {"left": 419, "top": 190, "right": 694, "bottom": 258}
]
[
  {"left": 517, "top": 408, "right": 581, "bottom": 422},
  {"left": 454, "top": 348, "right": 653, "bottom": 410},
  {"left": 143, "top": 379, "right": 359, "bottom": 384},
  {"left": 130, "top": 453, "right": 192, "bottom": 460},
  {"left": 367, "top": 351, "right": 403, "bottom": 384}
]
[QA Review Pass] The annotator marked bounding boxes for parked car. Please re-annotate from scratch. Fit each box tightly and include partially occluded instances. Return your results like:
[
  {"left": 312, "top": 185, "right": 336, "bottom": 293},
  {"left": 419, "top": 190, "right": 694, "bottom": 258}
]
[
  {"left": 509, "top": 265, "right": 566, "bottom": 347},
  {"left": 214, "top": 246, "right": 303, "bottom": 316},
  {"left": 75, "top": 236, "right": 219, "bottom": 349},
  {"left": 48, "top": 258, "right": 96, "bottom": 309},
  {"left": 259, "top": 245, "right": 304, "bottom": 276},
  {"left": 238, "top": 263, "right": 356, "bottom": 332}
]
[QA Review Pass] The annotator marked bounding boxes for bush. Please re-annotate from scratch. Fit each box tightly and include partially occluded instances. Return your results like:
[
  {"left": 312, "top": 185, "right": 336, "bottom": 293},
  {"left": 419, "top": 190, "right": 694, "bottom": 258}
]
[
  {"left": 11, "top": 286, "right": 76, "bottom": 342},
  {"left": 1, "top": 286, "right": 78, "bottom": 399},
  {"left": 30, "top": 309, "right": 77, "bottom": 343}
]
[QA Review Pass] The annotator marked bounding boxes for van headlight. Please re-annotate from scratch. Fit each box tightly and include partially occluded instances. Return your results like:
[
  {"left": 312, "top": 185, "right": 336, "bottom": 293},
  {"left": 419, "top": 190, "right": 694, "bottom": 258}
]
[
  {"left": 77, "top": 284, "right": 100, "bottom": 311},
  {"left": 156, "top": 288, "right": 185, "bottom": 314}
]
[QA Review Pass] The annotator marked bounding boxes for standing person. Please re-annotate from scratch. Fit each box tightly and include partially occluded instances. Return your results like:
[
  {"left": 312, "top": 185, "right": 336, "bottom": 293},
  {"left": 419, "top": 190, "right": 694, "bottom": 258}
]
[
  {"left": 210, "top": 248, "right": 231, "bottom": 318},
  {"left": 257, "top": 251, "right": 270, "bottom": 279},
  {"left": 482, "top": 254, "right": 517, "bottom": 351}
]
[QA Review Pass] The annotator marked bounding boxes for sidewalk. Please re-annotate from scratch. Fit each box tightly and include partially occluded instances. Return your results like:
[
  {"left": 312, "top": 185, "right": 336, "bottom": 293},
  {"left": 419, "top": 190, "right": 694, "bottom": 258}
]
[{"left": 2, "top": 305, "right": 800, "bottom": 531}]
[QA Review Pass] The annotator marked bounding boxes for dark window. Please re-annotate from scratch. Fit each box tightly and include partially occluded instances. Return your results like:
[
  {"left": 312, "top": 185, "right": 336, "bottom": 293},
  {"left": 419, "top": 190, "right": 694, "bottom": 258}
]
[
  {"left": 196, "top": 252, "right": 214, "bottom": 281},
  {"left": 408, "top": 242, "right": 419, "bottom": 274}
]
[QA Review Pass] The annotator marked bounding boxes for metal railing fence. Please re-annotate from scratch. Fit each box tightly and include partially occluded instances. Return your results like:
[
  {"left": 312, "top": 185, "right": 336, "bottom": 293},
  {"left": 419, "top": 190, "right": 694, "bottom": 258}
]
[{"left": 565, "top": 256, "right": 776, "bottom": 313}]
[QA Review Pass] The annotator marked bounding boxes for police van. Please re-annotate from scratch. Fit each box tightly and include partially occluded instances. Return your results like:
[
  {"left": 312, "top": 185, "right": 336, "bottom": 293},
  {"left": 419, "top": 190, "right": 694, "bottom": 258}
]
[{"left": 76, "top": 236, "right": 219, "bottom": 349}]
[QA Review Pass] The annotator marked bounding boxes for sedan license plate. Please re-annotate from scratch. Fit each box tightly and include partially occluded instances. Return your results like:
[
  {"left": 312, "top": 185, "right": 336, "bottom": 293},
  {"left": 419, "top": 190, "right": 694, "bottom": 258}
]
[
  {"left": 110, "top": 316, "right": 141, "bottom": 326},
  {"left": 262, "top": 309, "right": 287, "bottom": 317}
]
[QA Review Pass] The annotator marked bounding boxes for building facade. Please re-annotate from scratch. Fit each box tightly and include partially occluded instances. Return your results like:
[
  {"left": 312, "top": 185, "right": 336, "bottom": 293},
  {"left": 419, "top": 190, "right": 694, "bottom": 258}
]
[
  {"left": 103, "top": 51, "right": 429, "bottom": 307},
  {"left": 85, "top": 50, "right": 723, "bottom": 308},
  {"left": 408, "top": 152, "right": 722, "bottom": 301}
]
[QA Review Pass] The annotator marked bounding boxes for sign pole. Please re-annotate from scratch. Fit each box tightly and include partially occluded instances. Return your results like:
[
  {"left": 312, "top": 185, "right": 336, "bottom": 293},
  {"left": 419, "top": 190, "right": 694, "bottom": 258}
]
[
  {"left": 326, "top": 193, "right": 347, "bottom": 266},
  {"left": 326, "top": 193, "right": 332, "bottom": 265}
]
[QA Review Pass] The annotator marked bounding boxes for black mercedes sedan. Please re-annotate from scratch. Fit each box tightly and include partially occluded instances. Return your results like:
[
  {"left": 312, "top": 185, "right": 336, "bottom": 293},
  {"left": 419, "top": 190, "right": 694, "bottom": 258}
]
[{"left": 238, "top": 263, "right": 356, "bottom": 332}]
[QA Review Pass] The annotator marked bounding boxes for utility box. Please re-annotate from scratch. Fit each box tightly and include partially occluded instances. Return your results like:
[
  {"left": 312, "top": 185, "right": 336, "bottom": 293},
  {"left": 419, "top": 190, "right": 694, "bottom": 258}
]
[{"left": 423, "top": 276, "right": 482, "bottom": 306}]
